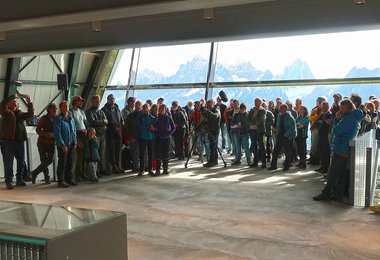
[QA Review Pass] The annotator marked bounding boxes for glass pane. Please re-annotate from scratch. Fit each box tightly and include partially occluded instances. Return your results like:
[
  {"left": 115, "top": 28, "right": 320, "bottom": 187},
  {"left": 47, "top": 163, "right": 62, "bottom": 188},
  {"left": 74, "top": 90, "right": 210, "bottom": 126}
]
[
  {"left": 109, "top": 49, "right": 133, "bottom": 85},
  {"left": 135, "top": 43, "right": 211, "bottom": 84},
  {"left": 215, "top": 29, "right": 380, "bottom": 82}
]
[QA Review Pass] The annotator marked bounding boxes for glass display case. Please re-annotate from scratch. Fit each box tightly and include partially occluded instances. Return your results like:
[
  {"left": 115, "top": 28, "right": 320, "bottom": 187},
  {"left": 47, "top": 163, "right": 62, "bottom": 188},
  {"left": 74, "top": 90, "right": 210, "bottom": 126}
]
[{"left": 0, "top": 201, "right": 127, "bottom": 260}]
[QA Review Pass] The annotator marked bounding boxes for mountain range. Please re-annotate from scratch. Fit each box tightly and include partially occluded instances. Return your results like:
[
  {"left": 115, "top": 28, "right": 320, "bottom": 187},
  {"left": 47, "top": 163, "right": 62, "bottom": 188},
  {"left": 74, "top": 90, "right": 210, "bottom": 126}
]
[{"left": 110, "top": 58, "right": 380, "bottom": 110}]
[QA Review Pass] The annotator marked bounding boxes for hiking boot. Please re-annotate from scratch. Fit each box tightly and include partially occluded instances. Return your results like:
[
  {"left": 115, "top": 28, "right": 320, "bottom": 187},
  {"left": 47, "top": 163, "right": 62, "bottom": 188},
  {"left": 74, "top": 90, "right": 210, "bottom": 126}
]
[
  {"left": 66, "top": 180, "right": 77, "bottom": 186},
  {"left": 16, "top": 181, "right": 27, "bottom": 187},
  {"left": 5, "top": 182, "right": 13, "bottom": 190},
  {"left": 58, "top": 181, "right": 69, "bottom": 188},
  {"left": 44, "top": 176, "right": 51, "bottom": 184},
  {"left": 113, "top": 165, "right": 123, "bottom": 174},
  {"left": 31, "top": 172, "right": 37, "bottom": 184}
]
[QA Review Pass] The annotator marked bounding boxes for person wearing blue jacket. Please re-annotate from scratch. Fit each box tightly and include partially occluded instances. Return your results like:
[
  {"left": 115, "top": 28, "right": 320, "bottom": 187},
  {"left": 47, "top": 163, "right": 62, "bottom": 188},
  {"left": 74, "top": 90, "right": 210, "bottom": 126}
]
[
  {"left": 54, "top": 101, "right": 78, "bottom": 188},
  {"left": 314, "top": 99, "right": 363, "bottom": 202},
  {"left": 136, "top": 103, "right": 157, "bottom": 176},
  {"left": 269, "top": 104, "right": 297, "bottom": 171},
  {"left": 155, "top": 104, "right": 176, "bottom": 175},
  {"left": 230, "top": 103, "right": 251, "bottom": 166}
]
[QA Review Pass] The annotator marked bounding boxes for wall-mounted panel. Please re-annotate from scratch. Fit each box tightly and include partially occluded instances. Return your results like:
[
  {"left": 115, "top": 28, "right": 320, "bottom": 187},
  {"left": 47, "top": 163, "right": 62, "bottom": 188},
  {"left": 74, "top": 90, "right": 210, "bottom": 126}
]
[
  {"left": 0, "top": 83, "right": 4, "bottom": 101},
  {"left": 0, "top": 58, "right": 7, "bottom": 79},
  {"left": 77, "top": 53, "right": 95, "bottom": 83}
]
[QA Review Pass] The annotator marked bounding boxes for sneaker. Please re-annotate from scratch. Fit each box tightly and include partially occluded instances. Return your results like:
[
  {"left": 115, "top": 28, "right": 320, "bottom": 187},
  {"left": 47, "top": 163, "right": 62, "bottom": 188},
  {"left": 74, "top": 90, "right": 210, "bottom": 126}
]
[
  {"left": 44, "top": 176, "right": 51, "bottom": 185},
  {"left": 268, "top": 166, "right": 277, "bottom": 171},
  {"left": 260, "top": 164, "right": 267, "bottom": 169},
  {"left": 112, "top": 166, "right": 123, "bottom": 174},
  {"left": 283, "top": 167, "right": 290, "bottom": 171},
  {"left": 231, "top": 161, "right": 242, "bottom": 165},
  {"left": 149, "top": 171, "right": 157, "bottom": 177},
  {"left": 138, "top": 171, "right": 144, "bottom": 176},
  {"left": 5, "top": 182, "right": 13, "bottom": 190},
  {"left": 162, "top": 170, "right": 169, "bottom": 175},
  {"left": 66, "top": 180, "right": 77, "bottom": 186},
  {"left": 249, "top": 163, "right": 258, "bottom": 168},
  {"left": 16, "top": 181, "right": 26, "bottom": 187},
  {"left": 313, "top": 193, "right": 330, "bottom": 201},
  {"left": 101, "top": 171, "right": 111, "bottom": 176},
  {"left": 58, "top": 181, "right": 69, "bottom": 188}
]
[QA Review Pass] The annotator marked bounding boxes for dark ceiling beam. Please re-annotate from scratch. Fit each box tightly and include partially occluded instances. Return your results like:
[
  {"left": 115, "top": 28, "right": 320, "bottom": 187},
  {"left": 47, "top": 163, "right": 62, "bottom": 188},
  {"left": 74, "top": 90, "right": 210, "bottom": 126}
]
[
  {"left": 19, "top": 56, "right": 37, "bottom": 73},
  {"left": 3, "top": 58, "right": 21, "bottom": 98},
  {"left": 66, "top": 52, "right": 81, "bottom": 101},
  {"left": 81, "top": 52, "right": 106, "bottom": 101},
  {"left": 0, "top": 0, "right": 379, "bottom": 57}
]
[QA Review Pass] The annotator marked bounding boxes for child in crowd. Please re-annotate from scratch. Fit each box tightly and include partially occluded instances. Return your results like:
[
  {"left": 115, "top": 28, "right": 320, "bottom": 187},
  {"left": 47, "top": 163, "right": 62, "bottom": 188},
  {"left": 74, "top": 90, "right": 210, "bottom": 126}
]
[{"left": 83, "top": 128, "right": 100, "bottom": 182}]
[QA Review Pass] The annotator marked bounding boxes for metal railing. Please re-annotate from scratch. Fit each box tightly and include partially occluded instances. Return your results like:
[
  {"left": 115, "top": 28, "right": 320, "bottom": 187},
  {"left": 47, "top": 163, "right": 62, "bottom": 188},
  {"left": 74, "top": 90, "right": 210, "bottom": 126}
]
[{"left": 349, "top": 129, "right": 378, "bottom": 207}]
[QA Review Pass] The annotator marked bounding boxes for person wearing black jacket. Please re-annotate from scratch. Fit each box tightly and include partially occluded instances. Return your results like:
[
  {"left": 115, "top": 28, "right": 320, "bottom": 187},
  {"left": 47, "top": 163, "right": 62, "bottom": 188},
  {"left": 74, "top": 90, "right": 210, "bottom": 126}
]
[
  {"left": 216, "top": 97, "right": 228, "bottom": 151},
  {"left": 85, "top": 95, "right": 108, "bottom": 176},
  {"left": 101, "top": 94, "right": 123, "bottom": 174},
  {"left": 203, "top": 100, "right": 221, "bottom": 167},
  {"left": 171, "top": 101, "right": 187, "bottom": 160},
  {"left": 314, "top": 101, "right": 332, "bottom": 174},
  {"left": 125, "top": 101, "right": 142, "bottom": 172}
]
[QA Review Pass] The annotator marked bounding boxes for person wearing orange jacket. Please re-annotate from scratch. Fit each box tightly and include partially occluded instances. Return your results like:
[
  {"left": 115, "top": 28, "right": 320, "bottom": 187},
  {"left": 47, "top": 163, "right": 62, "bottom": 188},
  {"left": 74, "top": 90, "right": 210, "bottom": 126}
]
[{"left": 309, "top": 96, "right": 326, "bottom": 164}]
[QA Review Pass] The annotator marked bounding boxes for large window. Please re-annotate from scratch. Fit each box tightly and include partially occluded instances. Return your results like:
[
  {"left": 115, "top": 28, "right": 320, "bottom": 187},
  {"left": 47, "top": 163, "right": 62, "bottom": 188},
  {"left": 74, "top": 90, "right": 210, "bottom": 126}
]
[
  {"left": 135, "top": 43, "right": 211, "bottom": 84},
  {"left": 215, "top": 30, "right": 380, "bottom": 82},
  {"left": 109, "top": 49, "right": 133, "bottom": 85}
]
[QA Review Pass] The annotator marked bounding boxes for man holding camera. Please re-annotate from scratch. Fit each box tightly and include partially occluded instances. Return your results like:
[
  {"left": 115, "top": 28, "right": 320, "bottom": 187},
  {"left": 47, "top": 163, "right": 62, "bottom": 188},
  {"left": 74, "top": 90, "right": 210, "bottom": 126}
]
[
  {"left": 0, "top": 93, "right": 34, "bottom": 189},
  {"left": 203, "top": 99, "right": 221, "bottom": 167}
]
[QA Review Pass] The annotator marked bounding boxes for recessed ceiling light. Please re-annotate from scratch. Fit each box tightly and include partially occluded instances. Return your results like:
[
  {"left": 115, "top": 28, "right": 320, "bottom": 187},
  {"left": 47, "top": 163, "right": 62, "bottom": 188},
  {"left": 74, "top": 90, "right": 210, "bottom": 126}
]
[
  {"left": 204, "top": 8, "right": 214, "bottom": 21},
  {"left": 354, "top": 0, "right": 366, "bottom": 5}
]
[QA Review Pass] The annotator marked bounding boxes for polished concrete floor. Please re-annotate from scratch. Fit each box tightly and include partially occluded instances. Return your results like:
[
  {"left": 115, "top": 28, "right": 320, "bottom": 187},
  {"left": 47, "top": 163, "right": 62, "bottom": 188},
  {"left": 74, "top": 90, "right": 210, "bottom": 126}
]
[{"left": 1, "top": 155, "right": 380, "bottom": 260}]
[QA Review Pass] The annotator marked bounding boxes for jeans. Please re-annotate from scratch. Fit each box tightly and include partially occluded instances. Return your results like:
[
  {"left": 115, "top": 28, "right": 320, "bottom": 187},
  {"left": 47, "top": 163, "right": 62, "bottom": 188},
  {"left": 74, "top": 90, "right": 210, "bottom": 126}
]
[
  {"left": 174, "top": 128, "right": 185, "bottom": 159},
  {"left": 33, "top": 143, "right": 55, "bottom": 178},
  {"left": 56, "top": 144, "right": 75, "bottom": 183},
  {"left": 106, "top": 129, "right": 122, "bottom": 168},
  {"left": 249, "top": 130, "right": 265, "bottom": 164},
  {"left": 156, "top": 138, "right": 170, "bottom": 171},
  {"left": 208, "top": 133, "right": 219, "bottom": 164},
  {"left": 220, "top": 123, "right": 230, "bottom": 150},
  {"left": 85, "top": 161, "right": 98, "bottom": 180},
  {"left": 318, "top": 133, "right": 331, "bottom": 171},
  {"left": 310, "top": 129, "right": 319, "bottom": 157},
  {"left": 295, "top": 136, "right": 307, "bottom": 165},
  {"left": 196, "top": 132, "right": 210, "bottom": 161},
  {"left": 129, "top": 138, "right": 140, "bottom": 170},
  {"left": 1, "top": 140, "right": 25, "bottom": 183},
  {"left": 229, "top": 127, "right": 236, "bottom": 154},
  {"left": 234, "top": 133, "right": 251, "bottom": 164},
  {"left": 139, "top": 139, "right": 154, "bottom": 172},
  {"left": 321, "top": 153, "right": 348, "bottom": 200},
  {"left": 96, "top": 134, "right": 107, "bottom": 172},
  {"left": 266, "top": 135, "right": 274, "bottom": 159},
  {"left": 271, "top": 135, "right": 293, "bottom": 168}
]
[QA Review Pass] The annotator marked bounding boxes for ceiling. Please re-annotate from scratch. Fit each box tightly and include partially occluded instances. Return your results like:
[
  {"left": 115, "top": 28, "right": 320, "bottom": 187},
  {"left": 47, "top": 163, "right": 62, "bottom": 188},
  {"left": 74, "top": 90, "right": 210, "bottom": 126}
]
[{"left": 0, "top": 0, "right": 379, "bottom": 57}]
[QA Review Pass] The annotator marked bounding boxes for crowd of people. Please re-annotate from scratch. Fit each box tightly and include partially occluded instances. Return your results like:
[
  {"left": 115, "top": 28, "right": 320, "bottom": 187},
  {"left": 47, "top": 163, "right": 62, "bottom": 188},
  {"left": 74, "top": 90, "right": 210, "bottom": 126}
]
[{"left": 0, "top": 91, "right": 378, "bottom": 203}]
